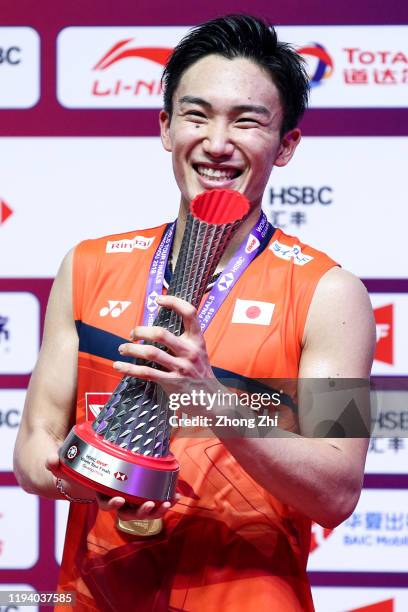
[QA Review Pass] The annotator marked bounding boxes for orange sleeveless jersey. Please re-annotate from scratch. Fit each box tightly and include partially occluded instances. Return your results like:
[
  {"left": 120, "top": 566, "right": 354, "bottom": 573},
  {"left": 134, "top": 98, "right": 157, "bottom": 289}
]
[{"left": 57, "top": 222, "right": 337, "bottom": 612}]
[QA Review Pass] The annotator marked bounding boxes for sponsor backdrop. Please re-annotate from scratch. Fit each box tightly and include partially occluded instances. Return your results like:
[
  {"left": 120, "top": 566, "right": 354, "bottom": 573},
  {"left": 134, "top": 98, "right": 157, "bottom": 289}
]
[{"left": 1, "top": 1, "right": 407, "bottom": 609}]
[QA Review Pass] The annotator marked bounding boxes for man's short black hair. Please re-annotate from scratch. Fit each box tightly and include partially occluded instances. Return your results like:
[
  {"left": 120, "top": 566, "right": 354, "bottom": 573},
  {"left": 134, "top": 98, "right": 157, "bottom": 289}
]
[{"left": 162, "top": 14, "right": 310, "bottom": 136}]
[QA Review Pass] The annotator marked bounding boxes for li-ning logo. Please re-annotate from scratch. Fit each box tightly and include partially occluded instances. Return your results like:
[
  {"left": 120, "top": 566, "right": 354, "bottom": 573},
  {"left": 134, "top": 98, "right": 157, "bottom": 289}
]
[
  {"left": 99, "top": 300, "right": 131, "bottom": 318},
  {"left": 106, "top": 235, "right": 155, "bottom": 253},
  {"left": 93, "top": 39, "right": 172, "bottom": 71},
  {"left": 297, "top": 42, "right": 334, "bottom": 87},
  {"left": 270, "top": 240, "right": 313, "bottom": 265},
  {"left": 310, "top": 522, "right": 334, "bottom": 553},
  {"left": 217, "top": 272, "right": 234, "bottom": 292}
]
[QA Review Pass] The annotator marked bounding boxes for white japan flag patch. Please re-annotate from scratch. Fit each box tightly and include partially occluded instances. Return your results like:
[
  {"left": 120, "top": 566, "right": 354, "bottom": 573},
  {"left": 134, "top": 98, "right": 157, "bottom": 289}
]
[{"left": 231, "top": 299, "right": 275, "bottom": 325}]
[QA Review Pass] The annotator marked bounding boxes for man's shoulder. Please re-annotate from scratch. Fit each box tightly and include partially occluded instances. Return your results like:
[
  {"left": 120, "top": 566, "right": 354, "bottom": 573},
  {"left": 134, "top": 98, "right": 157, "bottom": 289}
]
[{"left": 74, "top": 223, "right": 169, "bottom": 257}]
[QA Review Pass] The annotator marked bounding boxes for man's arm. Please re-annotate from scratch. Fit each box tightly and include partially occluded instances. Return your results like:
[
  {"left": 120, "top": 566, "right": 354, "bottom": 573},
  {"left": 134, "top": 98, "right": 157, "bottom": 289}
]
[
  {"left": 13, "top": 250, "right": 90, "bottom": 500},
  {"left": 14, "top": 251, "right": 176, "bottom": 518},
  {"left": 214, "top": 267, "right": 375, "bottom": 528},
  {"left": 115, "top": 267, "right": 375, "bottom": 528}
]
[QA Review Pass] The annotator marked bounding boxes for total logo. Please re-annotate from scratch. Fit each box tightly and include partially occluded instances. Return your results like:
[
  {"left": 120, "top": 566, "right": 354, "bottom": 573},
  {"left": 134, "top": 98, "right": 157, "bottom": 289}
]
[
  {"left": 374, "top": 304, "right": 393, "bottom": 365},
  {"left": 99, "top": 300, "right": 131, "bottom": 318},
  {"left": 57, "top": 27, "right": 187, "bottom": 108},
  {"left": 297, "top": 42, "right": 334, "bottom": 87},
  {"left": 0, "top": 199, "right": 13, "bottom": 226}
]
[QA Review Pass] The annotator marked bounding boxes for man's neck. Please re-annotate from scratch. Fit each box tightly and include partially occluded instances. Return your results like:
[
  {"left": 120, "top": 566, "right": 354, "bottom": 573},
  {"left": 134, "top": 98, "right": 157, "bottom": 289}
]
[{"left": 171, "top": 200, "right": 262, "bottom": 274}]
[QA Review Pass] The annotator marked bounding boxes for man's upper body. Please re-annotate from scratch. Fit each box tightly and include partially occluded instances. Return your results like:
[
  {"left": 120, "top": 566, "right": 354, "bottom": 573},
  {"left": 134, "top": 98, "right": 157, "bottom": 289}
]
[{"left": 14, "top": 14, "right": 375, "bottom": 609}]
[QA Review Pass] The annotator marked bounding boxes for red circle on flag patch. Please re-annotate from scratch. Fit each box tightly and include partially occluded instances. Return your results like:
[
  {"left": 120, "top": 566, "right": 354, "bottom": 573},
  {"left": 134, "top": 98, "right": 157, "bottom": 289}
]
[{"left": 245, "top": 306, "right": 261, "bottom": 319}]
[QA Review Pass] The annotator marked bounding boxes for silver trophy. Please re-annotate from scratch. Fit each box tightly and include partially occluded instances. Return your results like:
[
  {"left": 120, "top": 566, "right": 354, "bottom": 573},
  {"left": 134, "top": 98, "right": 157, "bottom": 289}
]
[{"left": 59, "top": 189, "right": 249, "bottom": 505}]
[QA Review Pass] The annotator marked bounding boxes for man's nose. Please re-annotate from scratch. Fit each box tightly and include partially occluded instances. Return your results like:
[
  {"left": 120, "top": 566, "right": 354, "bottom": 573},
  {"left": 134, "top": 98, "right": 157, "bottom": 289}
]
[{"left": 202, "top": 121, "right": 234, "bottom": 158}]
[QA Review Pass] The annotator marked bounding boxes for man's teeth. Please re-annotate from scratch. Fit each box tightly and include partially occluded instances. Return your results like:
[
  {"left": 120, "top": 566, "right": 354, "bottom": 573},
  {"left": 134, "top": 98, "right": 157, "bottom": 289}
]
[{"left": 197, "top": 166, "right": 238, "bottom": 180}]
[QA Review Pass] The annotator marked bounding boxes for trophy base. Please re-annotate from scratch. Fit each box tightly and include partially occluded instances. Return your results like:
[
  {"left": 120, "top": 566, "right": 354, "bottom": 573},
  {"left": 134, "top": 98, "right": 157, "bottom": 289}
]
[{"left": 59, "top": 422, "right": 179, "bottom": 504}]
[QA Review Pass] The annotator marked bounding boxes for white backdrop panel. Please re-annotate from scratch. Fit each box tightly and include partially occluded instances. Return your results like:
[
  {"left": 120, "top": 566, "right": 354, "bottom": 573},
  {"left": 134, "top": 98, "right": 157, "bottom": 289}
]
[
  {"left": 312, "top": 587, "right": 408, "bottom": 612},
  {"left": 308, "top": 489, "right": 408, "bottom": 572},
  {"left": 0, "top": 137, "right": 406, "bottom": 278}
]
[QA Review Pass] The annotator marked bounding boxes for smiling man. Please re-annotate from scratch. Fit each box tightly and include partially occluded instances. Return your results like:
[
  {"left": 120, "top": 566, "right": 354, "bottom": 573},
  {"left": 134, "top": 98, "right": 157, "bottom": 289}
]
[{"left": 14, "top": 15, "right": 375, "bottom": 612}]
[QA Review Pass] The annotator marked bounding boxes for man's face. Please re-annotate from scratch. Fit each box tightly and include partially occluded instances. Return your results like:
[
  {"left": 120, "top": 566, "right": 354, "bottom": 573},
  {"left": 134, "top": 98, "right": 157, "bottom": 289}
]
[{"left": 160, "top": 54, "right": 300, "bottom": 212}]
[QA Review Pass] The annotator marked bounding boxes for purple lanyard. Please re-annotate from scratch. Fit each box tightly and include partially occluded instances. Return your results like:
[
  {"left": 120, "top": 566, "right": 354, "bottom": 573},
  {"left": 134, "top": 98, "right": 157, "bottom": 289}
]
[{"left": 142, "top": 211, "right": 269, "bottom": 331}]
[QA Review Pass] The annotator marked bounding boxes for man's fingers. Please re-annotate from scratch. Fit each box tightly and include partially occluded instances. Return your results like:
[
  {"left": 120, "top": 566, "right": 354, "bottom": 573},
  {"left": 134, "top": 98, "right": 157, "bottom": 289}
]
[{"left": 157, "top": 295, "right": 202, "bottom": 336}]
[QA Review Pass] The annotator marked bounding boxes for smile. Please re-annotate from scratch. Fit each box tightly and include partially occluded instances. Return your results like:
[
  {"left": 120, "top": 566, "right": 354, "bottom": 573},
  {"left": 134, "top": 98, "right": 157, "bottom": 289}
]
[{"left": 194, "top": 164, "right": 242, "bottom": 181}]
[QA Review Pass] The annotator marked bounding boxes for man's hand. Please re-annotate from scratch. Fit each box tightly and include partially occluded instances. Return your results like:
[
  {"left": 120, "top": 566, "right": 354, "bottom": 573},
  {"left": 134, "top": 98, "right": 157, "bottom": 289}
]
[
  {"left": 113, "top": 295, "right": 214, "bottom": 383},
  {"left": 45, "top": 454, "right": 96, "bottom": 502},
  {"left": 46, "top": 453, "right": 178, "bottom": 519}
]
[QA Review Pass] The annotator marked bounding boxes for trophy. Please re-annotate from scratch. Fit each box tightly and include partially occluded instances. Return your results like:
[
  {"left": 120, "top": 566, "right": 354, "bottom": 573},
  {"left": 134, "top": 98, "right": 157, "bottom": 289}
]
[{"left": 59, "top": 189, "right": 249, "bottom": 506}]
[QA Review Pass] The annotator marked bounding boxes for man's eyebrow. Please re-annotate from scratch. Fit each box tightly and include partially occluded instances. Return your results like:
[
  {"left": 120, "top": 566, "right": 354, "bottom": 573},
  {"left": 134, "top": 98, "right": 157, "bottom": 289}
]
[
  {"left": 177, "top": 97, "right": 271, "bottom": 117},
  {"left": 232, "top": 104, "right": 271, "bottom": 117},
  {"left": 178, "top": 96, "right": 212, "bottom": 109}
]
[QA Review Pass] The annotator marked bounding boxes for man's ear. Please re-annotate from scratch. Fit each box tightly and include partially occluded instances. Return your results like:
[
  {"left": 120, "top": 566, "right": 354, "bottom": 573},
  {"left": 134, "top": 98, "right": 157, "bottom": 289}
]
[
  {"left": 274, "top": 128, "right": 301, "bottom": 167},
  {"left": 159, "top": 110, "right": 172, "bottom": 152}
]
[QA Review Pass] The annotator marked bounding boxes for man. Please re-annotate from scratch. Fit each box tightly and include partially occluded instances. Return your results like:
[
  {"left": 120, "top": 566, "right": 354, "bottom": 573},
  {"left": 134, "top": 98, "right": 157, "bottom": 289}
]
[{"left": 14, "top": 14, "right": 375, "bottom": 612}]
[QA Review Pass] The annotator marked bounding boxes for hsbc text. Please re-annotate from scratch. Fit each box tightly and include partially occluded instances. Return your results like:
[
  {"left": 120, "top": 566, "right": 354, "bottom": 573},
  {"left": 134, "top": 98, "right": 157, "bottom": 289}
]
[
  {"left": 0, "top": 47, "right": 21, "bottom": 65},
  {"left": 269, "top": 186, "right": 333, "bottom": 206}
]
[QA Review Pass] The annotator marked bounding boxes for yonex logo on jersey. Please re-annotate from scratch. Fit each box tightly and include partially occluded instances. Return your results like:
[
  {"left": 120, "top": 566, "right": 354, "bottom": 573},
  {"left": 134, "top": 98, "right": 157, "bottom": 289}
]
[
  {"left": 147, "top": 291, "right": 159, "bottom": 312},
  {"left": 270, "top": 240, "right": 313, "bottom": 266},
  {"left": 232, "top": 299, "right": 275, "bottom": 325},
  {"left": 106, "top": 235, "right": 155, "bottom": 252},
  {"left": 99, "top": 300, "right": 131, "bottom": 318},
  {"left": 217, "top": 272, "right": 234, "bottom": 292},
  {"left": 245, "top": 233, "right": 260, "bottom": 254}
]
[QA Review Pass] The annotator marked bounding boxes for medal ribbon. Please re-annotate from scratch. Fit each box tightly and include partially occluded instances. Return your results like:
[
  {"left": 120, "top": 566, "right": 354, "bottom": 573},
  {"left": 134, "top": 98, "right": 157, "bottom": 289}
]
[{"left": 142, "top": 211, "right": 270, "bottom": 331}]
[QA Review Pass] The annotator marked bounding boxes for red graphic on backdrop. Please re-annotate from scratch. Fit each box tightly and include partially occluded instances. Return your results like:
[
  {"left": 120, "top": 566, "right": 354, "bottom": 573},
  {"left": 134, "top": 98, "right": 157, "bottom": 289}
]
[
  {"left": 93, "top": 39, "right": 172, "bottom": 71},
  {"left": 374, "top": 304, "right": 393, "bottom": 365},
  {"left": 0, "top": 200, "right": 13, "bottom": 225},
  {"left": 349, "top": 598, "right": 394, "bottom": 612},
  {"left": 310, "top": 523, "right": 334, "bottom": 553},
  {"left": 309, "top": 522, "right": 334, "bottom": 553}
]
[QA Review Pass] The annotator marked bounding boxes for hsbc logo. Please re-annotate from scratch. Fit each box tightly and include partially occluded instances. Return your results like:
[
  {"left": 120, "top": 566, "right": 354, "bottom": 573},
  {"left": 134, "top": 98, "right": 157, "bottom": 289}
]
[
  {"left": 114, "top": 471, "right": 128, "bottom": 481},
  {"left": 374, "top": 304, "right": 393, "bottom": 365},
  {"left": 57, "top": 27, "right": 187, "bottom": 108},
  {"left": 85, "top": 392, "right": 111, "bottom": 420},
  {"left": 0, "top": 27, "right": 40, "bottom": 108},
  {"left": 217, "top": 272, "right": 234, "bottom": 292},
  {"left": 106, "top": 235, "right": 155, "bottom": 252},
  {"left": 99, "top": 300, "right": 131, "bottom": 318},
  {"left": 147, "top": 291, "right": 159, "bottom": 313}
]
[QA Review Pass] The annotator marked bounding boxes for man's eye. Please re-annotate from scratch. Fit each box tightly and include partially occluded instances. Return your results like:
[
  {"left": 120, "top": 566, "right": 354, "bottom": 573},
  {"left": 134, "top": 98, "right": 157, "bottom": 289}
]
[
  {"left": 185, "top": 111, "right": 207, "bottom": 119},
  {"left": 236, "top": 117, "right": 260, "bottom": 126}
]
